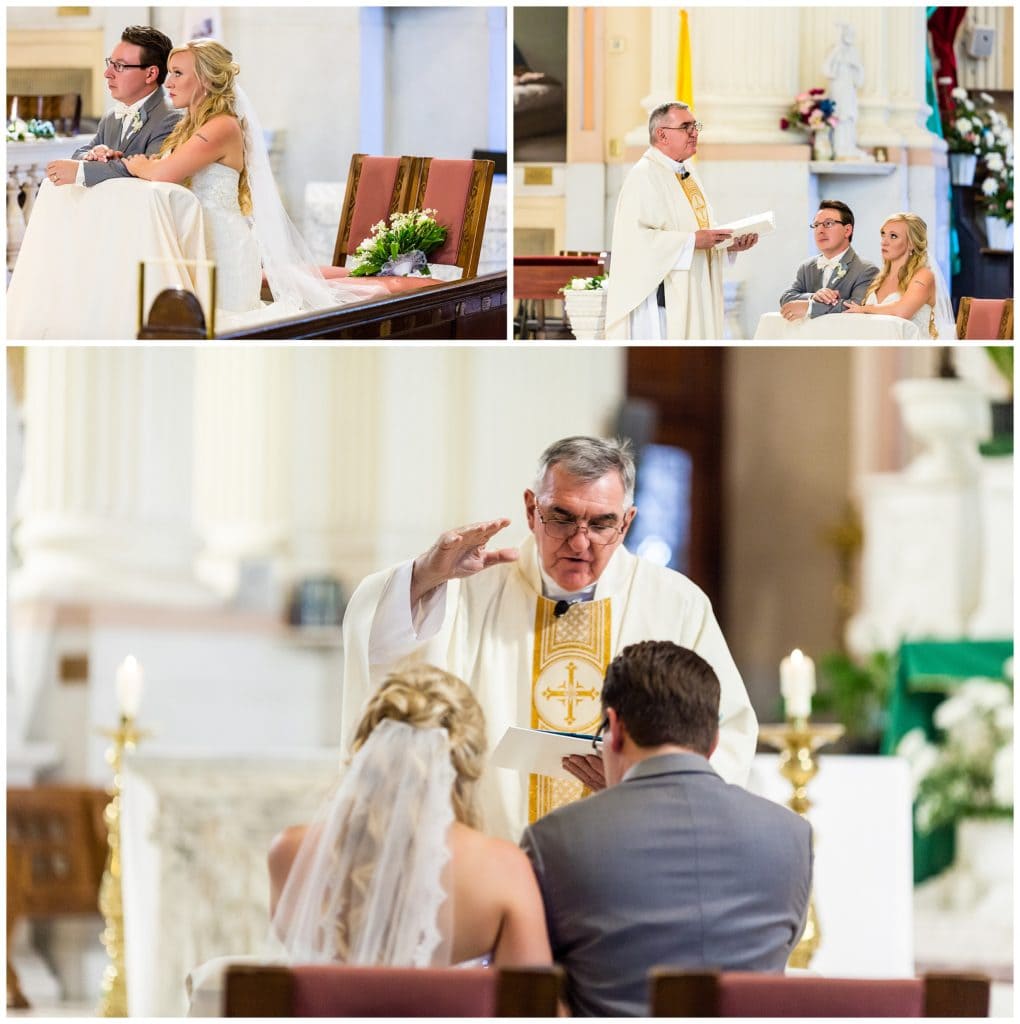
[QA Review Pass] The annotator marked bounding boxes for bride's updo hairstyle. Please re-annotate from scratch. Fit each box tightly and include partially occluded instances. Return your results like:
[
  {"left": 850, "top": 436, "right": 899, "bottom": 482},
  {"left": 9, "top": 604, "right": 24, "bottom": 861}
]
[
  {"left": 865, "top": 213, "right": 935, "bottom": 338},
  {"left": 352, "top": 663, "right": 487, "bottom": 829},
  {"left": 159, "top": 38, "right": 252, "bottom": 214}
]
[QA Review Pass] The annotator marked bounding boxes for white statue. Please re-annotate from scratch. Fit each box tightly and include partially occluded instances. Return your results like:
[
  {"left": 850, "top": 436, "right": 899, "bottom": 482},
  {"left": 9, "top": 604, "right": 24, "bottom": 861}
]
[{"left": 823, "top": 24, "right": 872, "bottom": 161}]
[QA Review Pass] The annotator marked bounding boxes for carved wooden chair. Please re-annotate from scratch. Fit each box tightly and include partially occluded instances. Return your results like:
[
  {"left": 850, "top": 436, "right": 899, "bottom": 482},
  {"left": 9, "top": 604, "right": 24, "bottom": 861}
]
[
  {"left": 224, "top": 963, "right": 562, "bottom": 1017},
  {"left": 955, "top": 296, "right": 1013, "bottom": 340},
  {"left": 6, "top": 786, "right": 110, "bottom": 1008},
  {"left": 327, "top": 154, "right": 421, "bottom": 273},
  {"left": 649, "top": 969, "right": 991, "bottom": 1018},
  {"left": 8, "top": 93, "right": 82, "bottom": 134}
]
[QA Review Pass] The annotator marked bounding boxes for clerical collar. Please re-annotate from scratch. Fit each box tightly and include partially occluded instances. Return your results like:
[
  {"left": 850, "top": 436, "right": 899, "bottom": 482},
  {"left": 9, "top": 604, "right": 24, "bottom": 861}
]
[{"left": 538, "top": 563, "right": 597, "bottom": 603}]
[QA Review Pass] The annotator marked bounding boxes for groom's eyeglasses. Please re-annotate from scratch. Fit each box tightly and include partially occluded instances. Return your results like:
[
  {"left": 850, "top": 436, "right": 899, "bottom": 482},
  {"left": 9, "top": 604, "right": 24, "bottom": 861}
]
[
  {"left": 661, "top": 121, "right": 704, "bottom": 136},
  {"left": 591, "top": 718, "right": 609, "bottom": 753},
  {"left": 809, "top": 219, "right": 846, "bottom": 230},
  {"left": 105, "top": 58, "right": 148, "bottom": 72}
]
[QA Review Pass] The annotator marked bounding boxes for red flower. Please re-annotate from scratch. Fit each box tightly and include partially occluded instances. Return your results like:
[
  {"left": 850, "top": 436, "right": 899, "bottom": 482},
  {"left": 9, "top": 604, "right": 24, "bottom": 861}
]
[
  {"left": 780, "top": 117, "right": 790, "bottom": 130},
  {"left": 809, "top": 88, "right": 825, "bottom": 95}
]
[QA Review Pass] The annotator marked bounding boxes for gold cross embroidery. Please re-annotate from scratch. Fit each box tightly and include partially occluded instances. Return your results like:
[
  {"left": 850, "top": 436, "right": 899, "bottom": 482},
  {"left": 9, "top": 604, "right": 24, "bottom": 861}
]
[
  {"left": 542, "top": 661, "right": 599, "bottom": 726},
  {"left": 677, "top": 172, "right": 710, "bottom": 229}
]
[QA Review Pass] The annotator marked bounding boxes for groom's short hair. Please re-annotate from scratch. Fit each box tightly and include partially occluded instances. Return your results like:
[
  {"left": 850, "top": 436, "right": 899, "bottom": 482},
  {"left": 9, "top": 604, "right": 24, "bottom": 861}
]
[
  {"left": 121, "top": 25, "right": 174, "bottom": 85},
  {"left": 817, "top": 199, "right": 855, "bottom": 240}
]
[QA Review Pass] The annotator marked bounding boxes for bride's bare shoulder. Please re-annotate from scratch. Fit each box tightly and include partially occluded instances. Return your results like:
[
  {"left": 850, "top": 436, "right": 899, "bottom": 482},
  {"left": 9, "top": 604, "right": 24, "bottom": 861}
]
[
  {"left": 197, "top": 114, "right": 242, "bottom": 141},
  {"left": 910, "top": 266, "right": 935, "bottom": 286},
  {"left": 450, "top": 822, "right": 534, "bottom": 880}
]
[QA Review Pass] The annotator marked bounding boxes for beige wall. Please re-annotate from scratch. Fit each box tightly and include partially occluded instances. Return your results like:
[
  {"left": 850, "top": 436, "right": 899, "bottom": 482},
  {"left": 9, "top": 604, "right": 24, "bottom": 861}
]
[
  {"left": 603, "top": 8, "right": 650, "bottom": 161},
  {"left": 723, "top": 347, "right": 853, "bottom": 716}
]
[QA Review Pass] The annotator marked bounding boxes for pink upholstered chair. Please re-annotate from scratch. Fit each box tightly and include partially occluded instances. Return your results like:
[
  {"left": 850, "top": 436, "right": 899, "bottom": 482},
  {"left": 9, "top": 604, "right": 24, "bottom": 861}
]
[
  {"left": 649, "top": 970, "right": 991, "bottom": 1018},
  {"left": 955, "top": 297, "right": 1013, "bottom": 340},
  {"left": 328, "top": 154, "right": 421, "bottom": 272},
  {"left": 223, "top": 963, "right": 561, "bottom": 1017}
]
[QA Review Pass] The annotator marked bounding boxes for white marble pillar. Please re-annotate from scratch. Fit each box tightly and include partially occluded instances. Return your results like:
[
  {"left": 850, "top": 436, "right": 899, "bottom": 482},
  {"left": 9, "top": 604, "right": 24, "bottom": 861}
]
[
  {"left": 12, "top": 348, "right": 206, "bottom": 605},
  {"left": 628, "top": 7, "right": 801, "bottom": 147},
  {"left": 288, "top": 349, "right": 384, "bottom": 589},
  {"left": 968, "top": 455, "right": 1014, "bottom": 638},
  {"left": 192, "top": 348, "right": 294, "bottom": 598},
  {"left": 883, "top": 8, "right": 942, "bottom": 151}
]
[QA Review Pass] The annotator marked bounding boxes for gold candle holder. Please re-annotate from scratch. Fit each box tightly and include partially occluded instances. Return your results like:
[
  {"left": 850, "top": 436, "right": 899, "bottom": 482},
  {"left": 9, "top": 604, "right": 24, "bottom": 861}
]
[
  {"left": 758, "top": 717, "right": 844, "bottom": 969},
  {"left": 97, "top": 714, "right": 149, "bottom": 1017}
]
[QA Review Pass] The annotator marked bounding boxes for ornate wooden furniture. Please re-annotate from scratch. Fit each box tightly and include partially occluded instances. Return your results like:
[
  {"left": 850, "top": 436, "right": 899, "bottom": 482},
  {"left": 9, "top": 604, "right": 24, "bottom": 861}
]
[
  {"left": 955, "top": 296, "right": 1013, "bottom": 340},
  {"left": 8, "top": 93, "right": 82, "bottom": 134}
]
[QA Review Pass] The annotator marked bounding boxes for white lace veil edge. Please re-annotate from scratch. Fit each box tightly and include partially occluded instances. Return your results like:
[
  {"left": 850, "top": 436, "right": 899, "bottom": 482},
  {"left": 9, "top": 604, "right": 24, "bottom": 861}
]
[
  {"left": 926, "top": 259, "right": 957, "bottom": 341},
  {"left": 232, "top": 85, "right": 382, "bottom": 313},
  {"left": 266, "top": 719, "right": 456, "bottom": 967}
]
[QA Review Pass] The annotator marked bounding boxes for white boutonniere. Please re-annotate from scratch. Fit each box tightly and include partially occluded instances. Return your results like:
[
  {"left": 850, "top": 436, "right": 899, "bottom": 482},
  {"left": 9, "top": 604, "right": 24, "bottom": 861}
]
[
  {"left": 829, "top": 263, "right": 847, "bottom": 285},
  {"left": 126, "top": 109, "right": 144, "bottom": 138}
]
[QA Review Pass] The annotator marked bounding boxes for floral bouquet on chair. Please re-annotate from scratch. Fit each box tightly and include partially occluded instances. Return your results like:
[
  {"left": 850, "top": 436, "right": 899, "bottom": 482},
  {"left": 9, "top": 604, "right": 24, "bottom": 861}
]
[{"left": 350, "top": 208, "right": 449, "bottom": 277}]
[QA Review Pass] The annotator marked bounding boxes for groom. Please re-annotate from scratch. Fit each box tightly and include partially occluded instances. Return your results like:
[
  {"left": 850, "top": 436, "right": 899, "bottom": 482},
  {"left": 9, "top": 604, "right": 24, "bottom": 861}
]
[
  {"left": 778, "top": 199, "right": 877, "bottom": 321},
  {"left": 46, "top": 26, "right": 179, "bottom": 187}
]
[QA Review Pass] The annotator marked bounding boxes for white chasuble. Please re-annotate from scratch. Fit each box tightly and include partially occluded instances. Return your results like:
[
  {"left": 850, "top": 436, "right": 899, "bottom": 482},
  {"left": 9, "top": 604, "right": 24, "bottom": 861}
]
[
  {"left": 605, "top": 146, "right": 726, "bottom": 341},
  {"left": 342, "top": 535, "right": 758, "bottom": 841}
]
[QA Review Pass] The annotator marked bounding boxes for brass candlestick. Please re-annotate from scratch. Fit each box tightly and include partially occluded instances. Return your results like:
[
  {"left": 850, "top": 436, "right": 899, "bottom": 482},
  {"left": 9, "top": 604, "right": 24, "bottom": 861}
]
[
  {"left": 97, "top": 714, "right": 149, "bottom": 1017},
  {"left": 758, "top": 717, "right": 844, "bottom": 968}
]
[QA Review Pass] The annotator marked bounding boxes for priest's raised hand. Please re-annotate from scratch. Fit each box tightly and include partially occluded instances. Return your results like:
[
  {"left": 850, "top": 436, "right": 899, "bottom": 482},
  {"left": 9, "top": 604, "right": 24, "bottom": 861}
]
[{"left": 410, "top": 518, "right": 520, "bottom": 606}]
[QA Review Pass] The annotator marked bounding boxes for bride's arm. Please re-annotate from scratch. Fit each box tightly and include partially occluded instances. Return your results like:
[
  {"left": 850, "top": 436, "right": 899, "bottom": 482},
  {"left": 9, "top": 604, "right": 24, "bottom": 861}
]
[
  {"left": 843, "top": 269, "right": 934, "bottom": 318},
  {"left": 123, "top": 115, "right": 241, "bottom": 183}
]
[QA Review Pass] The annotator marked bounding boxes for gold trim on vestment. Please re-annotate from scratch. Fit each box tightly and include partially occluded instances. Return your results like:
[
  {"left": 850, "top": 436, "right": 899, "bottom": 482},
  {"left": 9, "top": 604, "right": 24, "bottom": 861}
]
[{"left": 528, "top": 597, "right": 612, "bottom": 822}]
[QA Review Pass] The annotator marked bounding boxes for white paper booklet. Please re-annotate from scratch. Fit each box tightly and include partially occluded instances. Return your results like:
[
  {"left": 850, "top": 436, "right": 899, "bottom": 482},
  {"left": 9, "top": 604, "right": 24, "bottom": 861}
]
[
  {"left": 714, "top": 210, "right": 776, "bottom": 249},
  {"left": 491, "top": 725, "right": 597, "bottom": 781}
]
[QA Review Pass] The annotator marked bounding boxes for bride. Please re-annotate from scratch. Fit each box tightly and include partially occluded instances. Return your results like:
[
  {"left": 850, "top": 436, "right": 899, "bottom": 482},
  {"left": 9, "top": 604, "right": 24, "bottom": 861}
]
[
  {"left": 842, "top": 213, "right": 956, "bottom": 339},
  {"left": 186, "top": 663, "right": 552, "bottom": 1015},
  {"left": 7, "top": 39, "right": 382, "bottom": 339}
]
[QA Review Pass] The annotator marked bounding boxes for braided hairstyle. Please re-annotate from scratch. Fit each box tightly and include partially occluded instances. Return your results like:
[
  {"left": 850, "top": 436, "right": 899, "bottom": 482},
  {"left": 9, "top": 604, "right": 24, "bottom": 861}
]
[
  {"left": 865, "top": 213, "right": 937, "bottom": 338},
  {"left": 352, "top": 663, "right": 487, "bottom": 829},
  {"left": 159, "top": 39, "right": 252, "bottom": 215}
]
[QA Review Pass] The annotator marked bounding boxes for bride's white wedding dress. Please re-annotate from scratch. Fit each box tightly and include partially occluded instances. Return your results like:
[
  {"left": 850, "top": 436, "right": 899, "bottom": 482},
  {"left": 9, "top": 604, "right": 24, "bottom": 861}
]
[
  {"left": 190, "top": 163, "right": 261, "bottom": 313},
  {"left": 864, "top": 290, "right": 936, "bottom": 339}
]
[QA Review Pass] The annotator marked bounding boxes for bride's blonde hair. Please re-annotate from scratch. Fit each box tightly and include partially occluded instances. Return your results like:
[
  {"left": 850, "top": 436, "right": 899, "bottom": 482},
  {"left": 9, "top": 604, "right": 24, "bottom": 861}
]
[
  {"left": 865, "top": 213, "right": 936, "bottom": 338},
  {"left": 159, "top": 39, "right": 252, "bottom": 215},
  {"left": 352, "top": 663, "right": 487, "bottom": 829}
]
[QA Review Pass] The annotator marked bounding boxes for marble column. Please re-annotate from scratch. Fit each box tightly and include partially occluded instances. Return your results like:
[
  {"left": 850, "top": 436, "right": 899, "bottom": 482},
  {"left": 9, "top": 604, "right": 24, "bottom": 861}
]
[
  {"left": 192, "top": 348, "right": 293, "bottom": 598},
  {"left": 12, "top": 348, "right": 206, "bottom": 605}
]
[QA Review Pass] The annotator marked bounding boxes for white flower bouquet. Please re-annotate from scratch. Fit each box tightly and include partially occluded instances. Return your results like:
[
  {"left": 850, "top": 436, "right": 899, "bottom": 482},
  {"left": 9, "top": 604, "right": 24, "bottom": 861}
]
[
  {"left": 559, "top": 275, "right": 607, "bottom": 294},
  {"left": 350, "top": 208, "right": 448, "bottom": 278},
  {"left": 897, "top": 678, "right": 1013, "bottom": 833},
  {"left": 6, "top": 117, "right": 56, "bottom": 142}
]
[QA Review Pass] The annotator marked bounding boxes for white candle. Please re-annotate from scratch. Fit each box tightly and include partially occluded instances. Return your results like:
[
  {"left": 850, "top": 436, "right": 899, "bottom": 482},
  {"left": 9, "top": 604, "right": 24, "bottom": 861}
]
[
  {"left": 780, "top": 648, "right": 815, "bottom": 720},
  {"left": 116, "top": 655, "right": 145, "bottom": 718},
  {"left": 10, "top": 97, "right": 17, "bottom": 122}
]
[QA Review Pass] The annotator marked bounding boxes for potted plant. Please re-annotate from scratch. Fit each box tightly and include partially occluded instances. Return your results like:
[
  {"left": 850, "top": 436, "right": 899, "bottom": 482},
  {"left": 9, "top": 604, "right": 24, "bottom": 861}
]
[
  {"left": 812, "top": 649, "right": 894, "bottom": 753},
  {"left": 975, "top": 154, "right": 1014, "bottom": 252},
  {"left": 897, "top": 679, "right": 1012, "bottom": 891},
  {"left": 560, "top": 275, "right": 607, "bottom": 341},
  {"left": 780, "top": 88, "right": 838, "bottom": 161}
]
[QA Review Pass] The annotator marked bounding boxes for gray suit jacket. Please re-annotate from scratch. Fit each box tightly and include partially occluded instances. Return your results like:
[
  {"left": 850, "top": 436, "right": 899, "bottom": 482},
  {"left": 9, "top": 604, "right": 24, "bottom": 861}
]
[
  {"left": 779, "top": 246, "right": 878, "bottom": 318},
  {"left": 521, "top": 753, "right": 812, "bottom": 1017},
  {"left": 71, "top": 88, "right": 181, "bottom": 186}
]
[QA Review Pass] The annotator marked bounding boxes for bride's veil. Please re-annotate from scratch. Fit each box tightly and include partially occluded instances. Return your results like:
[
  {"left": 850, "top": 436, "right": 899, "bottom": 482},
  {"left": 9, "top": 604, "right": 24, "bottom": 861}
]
[
  {"left": 267, "top": 718, "right": 455, "bottom": 967},
  {"left": 233, "top": 85, "right": 378, "bottom": 312},
  {"left": 927, "top": 258, "right": 957, "bottom": 341}
]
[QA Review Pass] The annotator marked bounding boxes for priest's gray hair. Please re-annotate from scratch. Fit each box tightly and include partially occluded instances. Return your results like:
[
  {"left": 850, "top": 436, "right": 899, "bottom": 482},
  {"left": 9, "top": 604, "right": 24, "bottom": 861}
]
[
  {"left": 534, "top": 436, "right": 636, "bottom": 507},
  {"left": 648, "top": 101, "right": 690, "bottom": 144}
]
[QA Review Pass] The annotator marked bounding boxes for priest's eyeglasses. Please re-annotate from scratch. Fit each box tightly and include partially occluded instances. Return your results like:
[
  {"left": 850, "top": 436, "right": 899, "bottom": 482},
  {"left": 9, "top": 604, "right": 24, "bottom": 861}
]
[
  {"left": 105, "top": 58, "right": 147, "bottom": 72},
  {"left": 661, "top": 121, "right": 703, "bottom": 136},
  {"left": 535, "top": 507, "right": 625, "bottom": 546},
  {"left": 591, "top": 718, "right": 609, "bottom": 753},
  {"left": 809, "top": 219, "right": 846, "bottom": 230}
]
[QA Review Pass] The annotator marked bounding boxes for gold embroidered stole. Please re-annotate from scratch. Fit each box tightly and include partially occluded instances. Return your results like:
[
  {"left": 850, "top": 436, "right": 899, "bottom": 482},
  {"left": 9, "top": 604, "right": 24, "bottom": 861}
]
[
  {"left": 677, "top": 172, "right": 710, "bottom": 229},
  {"left": 528, "top": 597, "right": 612, "bottom": 822}
]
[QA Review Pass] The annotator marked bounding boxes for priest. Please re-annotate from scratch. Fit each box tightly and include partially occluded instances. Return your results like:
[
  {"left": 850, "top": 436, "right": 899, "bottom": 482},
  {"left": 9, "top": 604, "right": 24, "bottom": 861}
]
[
  {"left": 605, "top": 101, "right": 758, "bottom": 341},
  {"left": 341, "top": 436, "right": 758, "bottom": 840}
]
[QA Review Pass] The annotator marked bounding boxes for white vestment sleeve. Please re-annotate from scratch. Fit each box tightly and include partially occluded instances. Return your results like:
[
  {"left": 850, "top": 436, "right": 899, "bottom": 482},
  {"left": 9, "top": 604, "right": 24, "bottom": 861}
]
[{"left": 367, "top": 560, "right": 448, "bottom": 665}]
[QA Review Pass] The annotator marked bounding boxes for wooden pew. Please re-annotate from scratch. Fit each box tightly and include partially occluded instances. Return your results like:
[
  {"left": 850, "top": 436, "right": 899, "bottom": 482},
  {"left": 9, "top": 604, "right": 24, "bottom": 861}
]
[{"left": 139, "top": 272, "right": 508, "bottom": 341}]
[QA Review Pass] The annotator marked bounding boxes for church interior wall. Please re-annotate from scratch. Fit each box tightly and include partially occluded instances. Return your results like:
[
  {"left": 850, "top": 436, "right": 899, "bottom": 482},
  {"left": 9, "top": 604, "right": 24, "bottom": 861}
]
[
  {"left": 514, "top": 6, "right": 568, "bottom": 87},
  {"left": 723, "top": 347, "right": 853, "bottom": 714}
]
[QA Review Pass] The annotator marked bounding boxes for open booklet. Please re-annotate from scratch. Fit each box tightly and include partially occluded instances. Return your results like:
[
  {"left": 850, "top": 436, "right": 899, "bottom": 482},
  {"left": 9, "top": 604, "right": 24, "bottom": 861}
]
[
  {"left": 491, "top": 725, "right": 598, "bottom": 782},
  {"left": 713, "top": 210, "right": 776, "bottom": 249}
]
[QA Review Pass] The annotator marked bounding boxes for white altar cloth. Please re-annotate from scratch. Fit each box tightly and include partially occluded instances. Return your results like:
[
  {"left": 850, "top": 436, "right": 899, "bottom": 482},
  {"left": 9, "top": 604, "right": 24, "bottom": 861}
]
[
  {"left": 7, "top": 178, "right": 210, "bottom": 340},
  {"left": 121, "top": 749, "right": 337, "bottom": 1017},
  {"left": 754, "top": 311, "right": 924, "bottom": 341},
  {"left": 749, "top": 753, "right": 914, "bottom": 977}
]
